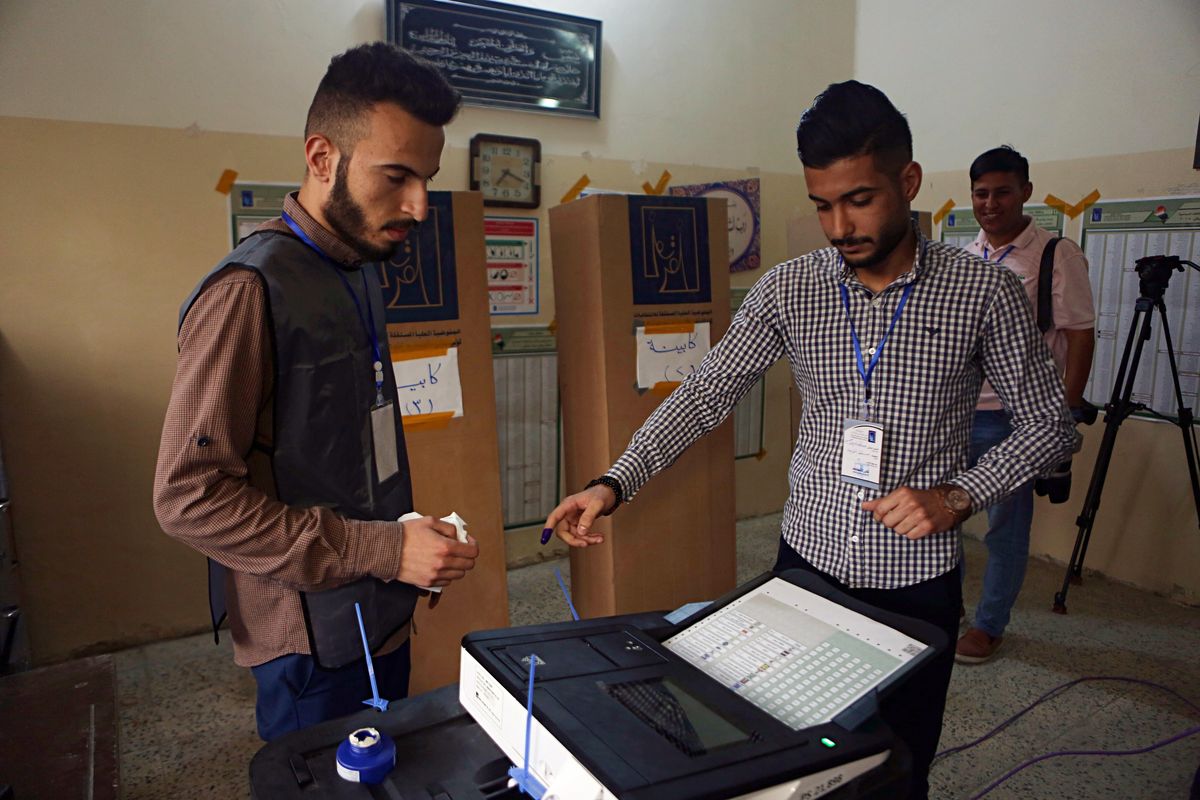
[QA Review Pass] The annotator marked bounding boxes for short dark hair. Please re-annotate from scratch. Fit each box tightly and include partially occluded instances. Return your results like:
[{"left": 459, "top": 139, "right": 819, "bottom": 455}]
[
  {"left": 305, "top": 42, "right": 462, "bottom": 153},
  {"left": 795, "top": 80, "right": 912, "bottom": 172},
  {"left": 969, "top": 145, "right": 1030, "bottom": 185}
]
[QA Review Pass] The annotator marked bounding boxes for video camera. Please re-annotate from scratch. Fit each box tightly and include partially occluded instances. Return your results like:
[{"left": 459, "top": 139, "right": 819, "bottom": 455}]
[{"left": 1035, "top": 401, "right": 1099, "bottom": 504}]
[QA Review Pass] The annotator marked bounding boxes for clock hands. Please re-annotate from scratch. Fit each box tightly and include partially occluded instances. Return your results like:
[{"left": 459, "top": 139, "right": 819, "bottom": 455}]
[{"left": 496, "top": 168, "right": 522, "bottom": 186}]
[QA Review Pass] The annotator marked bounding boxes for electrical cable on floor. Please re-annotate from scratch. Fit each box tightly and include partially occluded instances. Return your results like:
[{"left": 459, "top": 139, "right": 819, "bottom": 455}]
[{"left": 933, "top": 676, "right": 1200, "bottom": 799}]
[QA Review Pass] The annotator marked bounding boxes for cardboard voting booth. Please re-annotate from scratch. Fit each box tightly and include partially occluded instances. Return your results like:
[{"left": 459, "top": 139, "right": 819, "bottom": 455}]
[
  {"left": 381, "top": 190, "right": 509, "bottom": 692},
  {"left": 550, "top": 194, "right": 735, "bottom": 618}
]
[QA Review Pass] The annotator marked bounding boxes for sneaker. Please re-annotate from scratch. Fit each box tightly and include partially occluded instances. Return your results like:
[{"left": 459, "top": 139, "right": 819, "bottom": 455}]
[{"left": 955, "top": 627, "right": 1002, "bottom": 664}]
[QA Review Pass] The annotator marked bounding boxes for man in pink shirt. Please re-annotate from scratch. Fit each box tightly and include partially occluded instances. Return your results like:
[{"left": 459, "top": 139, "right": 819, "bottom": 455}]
[{"left": 957, "top": 146, "right": 1096, "bottom": 663}]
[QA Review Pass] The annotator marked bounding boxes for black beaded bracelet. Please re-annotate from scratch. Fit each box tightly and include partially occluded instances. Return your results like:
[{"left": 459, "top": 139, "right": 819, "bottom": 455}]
[{"left": 584, "top": 476, "right": 624, "bottom": 514}]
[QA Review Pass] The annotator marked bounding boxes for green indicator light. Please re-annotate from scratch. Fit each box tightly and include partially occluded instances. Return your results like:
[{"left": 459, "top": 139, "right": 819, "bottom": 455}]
[{"left": 820, "top": 737, "right": 837, "bottom": 748}]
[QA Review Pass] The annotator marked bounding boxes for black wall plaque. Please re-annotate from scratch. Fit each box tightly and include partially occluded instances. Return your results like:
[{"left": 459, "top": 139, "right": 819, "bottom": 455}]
[{"left": 388, "top": 0, "right": 601, "bottom": 118}]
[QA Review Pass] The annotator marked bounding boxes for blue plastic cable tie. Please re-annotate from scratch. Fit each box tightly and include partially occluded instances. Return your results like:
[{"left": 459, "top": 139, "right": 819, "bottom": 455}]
[
  {"left": 555, "top": 567, "right": 580, "bottom": 622},
  {"left": 507, "top": 653, "right": 546, "bottom": 798},
  {"left": 355, "top": 602, "right": 388, "bottom": 712}
]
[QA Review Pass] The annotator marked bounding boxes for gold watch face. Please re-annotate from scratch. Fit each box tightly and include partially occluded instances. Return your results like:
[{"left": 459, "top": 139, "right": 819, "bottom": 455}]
[
  {"left": 478, "top": 142, "right": 535, "bottom": 203},
  {"left": 945, "top": 487, "right": 972, "bottom": 512}
]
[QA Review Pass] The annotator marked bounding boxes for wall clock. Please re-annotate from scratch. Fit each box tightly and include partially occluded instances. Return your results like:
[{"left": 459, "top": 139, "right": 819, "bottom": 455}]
[{"left": 469, "top": 134, "right": 541, "bottom": 208}]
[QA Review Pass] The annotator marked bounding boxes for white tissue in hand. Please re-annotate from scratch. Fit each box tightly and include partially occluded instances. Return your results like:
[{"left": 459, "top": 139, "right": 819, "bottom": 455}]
[
  {"left": 397, "top": 511, "right": 470, "bottom": 592},
  {"left": 440, "top": 511, "right": 469, "bottom": 543}
]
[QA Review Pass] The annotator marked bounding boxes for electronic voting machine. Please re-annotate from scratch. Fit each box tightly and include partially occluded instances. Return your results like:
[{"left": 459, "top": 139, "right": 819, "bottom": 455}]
[{"left": 459, "top": 570, "right": 947, "bottom": 800}]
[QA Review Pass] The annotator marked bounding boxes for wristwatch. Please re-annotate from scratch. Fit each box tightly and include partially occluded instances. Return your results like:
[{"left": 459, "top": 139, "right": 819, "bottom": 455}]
[{"left": 936, "top": 483, "right": 973, "bottom": 522}]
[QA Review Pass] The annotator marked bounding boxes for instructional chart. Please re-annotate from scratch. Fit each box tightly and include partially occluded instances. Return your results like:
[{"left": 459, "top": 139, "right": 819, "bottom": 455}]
[{"left": 1081, "top": 198, "right": 1200, "bottom": 422}]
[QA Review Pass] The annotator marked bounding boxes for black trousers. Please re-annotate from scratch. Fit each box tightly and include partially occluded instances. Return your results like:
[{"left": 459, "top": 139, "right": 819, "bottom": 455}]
[{"left": 773, "top": 540, "right": 960, "bottom": 800}]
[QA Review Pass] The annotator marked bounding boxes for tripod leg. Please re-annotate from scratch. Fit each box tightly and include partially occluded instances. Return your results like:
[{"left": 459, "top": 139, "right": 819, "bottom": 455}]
[
  {"left": 1053, "top": 304, "right": 1150, "bottom": 613},
  {"left": 1156, "top": 304, "right": 1200, "bottom": 525}
]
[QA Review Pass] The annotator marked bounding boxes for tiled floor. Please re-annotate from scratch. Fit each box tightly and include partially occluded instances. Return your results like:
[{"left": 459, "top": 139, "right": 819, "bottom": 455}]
[{"left": 110, "top": 513, "right": 1200, "bottom": 799}]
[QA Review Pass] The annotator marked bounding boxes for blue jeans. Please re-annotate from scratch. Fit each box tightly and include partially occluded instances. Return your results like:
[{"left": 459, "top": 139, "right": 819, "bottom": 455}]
[
  {"left": 964, "top": 410, "right": 1035, "bottom": 638},
  {"left": 251, "top": 640, "right": 411, "bottom": 741}
]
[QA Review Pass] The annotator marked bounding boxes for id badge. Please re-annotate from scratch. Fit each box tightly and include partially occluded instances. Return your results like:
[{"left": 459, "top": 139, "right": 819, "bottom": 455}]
[
  {"left": 371, "top": 402, "right": 400, "bottom": 482},
  {"left": 840, "top": 418, "right": 884, "bottom": 490}
]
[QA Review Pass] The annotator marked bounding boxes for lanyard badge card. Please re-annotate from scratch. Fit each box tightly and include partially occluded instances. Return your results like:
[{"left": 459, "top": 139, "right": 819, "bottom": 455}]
[
  {"left": 837, "top": 280, "right": 914, "bottom": 491},
  {"left": 841, "top": 418, "right": 884, "bottom": 490}
]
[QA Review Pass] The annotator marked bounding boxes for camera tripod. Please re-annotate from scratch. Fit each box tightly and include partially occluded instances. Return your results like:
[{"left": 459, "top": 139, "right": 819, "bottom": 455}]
[{"left": 1052, "top": 255, "right": 1200, "bottom": 614}]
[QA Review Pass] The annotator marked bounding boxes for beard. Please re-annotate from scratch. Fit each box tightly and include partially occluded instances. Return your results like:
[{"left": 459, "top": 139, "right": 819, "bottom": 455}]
[
  {"left": 323, "top": 155, "right": 409, "bottom": 262},
  {"left": 834, "top": 213, "right": 911, "bottom": 271}
]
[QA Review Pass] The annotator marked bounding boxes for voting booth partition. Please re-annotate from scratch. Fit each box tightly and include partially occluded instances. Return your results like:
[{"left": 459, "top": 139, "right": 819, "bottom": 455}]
[
  {"left": 550, "top": 194, "right": 737, "bottom": 619},
  {"left": 382, "top": 190, "right": 510, "bottom": 693}
]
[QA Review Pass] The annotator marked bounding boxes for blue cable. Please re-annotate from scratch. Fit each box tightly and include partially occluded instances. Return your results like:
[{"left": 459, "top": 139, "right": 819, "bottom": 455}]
[
  {"left": 555, "top": 567, "right": 580, "bottom": 622},
  {"left": 934, "top": 675, "right": 1200, "bottom": 798},
  {"left": 507, "top": 653, "right": 547, "bottom": 798},
  {"left": 354, "top": 602, "right": 388, "bottom": 712}
]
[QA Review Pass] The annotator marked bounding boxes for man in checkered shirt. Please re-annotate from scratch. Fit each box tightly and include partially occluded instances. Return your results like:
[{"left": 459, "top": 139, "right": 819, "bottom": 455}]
[{"left": 544, "top": 81, "right": 1076, "bottom": 799}]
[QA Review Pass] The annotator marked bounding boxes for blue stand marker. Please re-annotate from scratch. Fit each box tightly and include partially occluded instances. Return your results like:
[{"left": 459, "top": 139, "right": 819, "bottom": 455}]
[
  {"left": 507, "top": 653, "right": 547, "bottom": 798},
  {"left": 355, "top": 601, "right": 389, "bottom": 712},
  {"left": 336, "top": 602, "right": 396, "bottom": 784}
]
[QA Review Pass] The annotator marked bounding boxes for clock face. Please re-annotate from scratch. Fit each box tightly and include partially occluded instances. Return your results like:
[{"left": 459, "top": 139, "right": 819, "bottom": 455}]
[
  {"left": 479, "top": 142, "right": 534, "bottom": 203},
  {"left": 471, "top": 135, "right": 540, "bottom": 208}
]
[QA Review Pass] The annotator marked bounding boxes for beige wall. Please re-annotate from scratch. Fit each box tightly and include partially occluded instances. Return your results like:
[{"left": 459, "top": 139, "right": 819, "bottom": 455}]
[
  {"left": 923, "top": 147, "right": 1200, "bottom": 604},
  {"left": 0, "top": 115, "right": 818, "bottom": 663},
  {"left": 0, "top": 0, "right": 858, "bottom": 664}
]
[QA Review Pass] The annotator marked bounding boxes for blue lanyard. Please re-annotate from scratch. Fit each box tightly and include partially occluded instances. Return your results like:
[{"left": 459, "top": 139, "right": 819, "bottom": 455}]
[
  {"left": 982, "top": 243, "right": 1015, "bottom": 264},
  {"left": 839, "top": 281, "right": 914, "bottom": 414},
  {"left": 281, "top": 212, "right": 386, "bottom": 404}
]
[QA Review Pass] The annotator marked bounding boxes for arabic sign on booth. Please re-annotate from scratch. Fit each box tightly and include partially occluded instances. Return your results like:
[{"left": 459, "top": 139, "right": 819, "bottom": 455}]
[
  {"left": 635, "top": 323, "right": 711, "bottom": 389},
  {"left": 392, "top": 346, "right": 465, "bottom": 418}
]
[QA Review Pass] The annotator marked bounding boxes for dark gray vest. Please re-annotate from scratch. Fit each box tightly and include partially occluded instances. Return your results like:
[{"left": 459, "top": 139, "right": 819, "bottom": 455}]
[{"left": 180, "top": 229, "right": 418, "bottom": 669}]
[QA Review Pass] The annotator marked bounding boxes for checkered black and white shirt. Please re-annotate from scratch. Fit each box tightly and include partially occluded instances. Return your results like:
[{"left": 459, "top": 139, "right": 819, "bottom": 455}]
[{"left": 607, "top": 234, "right": 1076, "bottom": 589}]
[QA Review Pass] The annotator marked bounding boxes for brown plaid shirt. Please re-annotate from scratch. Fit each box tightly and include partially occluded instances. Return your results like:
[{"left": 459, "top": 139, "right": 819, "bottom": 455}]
[{"left": 153, "top": 193, "right": 409, "bottom": 667}]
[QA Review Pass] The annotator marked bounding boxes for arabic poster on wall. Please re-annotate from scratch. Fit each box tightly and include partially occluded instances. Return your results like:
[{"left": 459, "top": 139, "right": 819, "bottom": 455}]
[
  {"left": 389, "top": 0, "right": 601, "bottom": 118},
  {"left": 228, "top": 182, "right": 296, "bottom": 247},
  {"left": 484, "top": 216, "right": 538, "bottom": 315},
  {"left": 628, "top": 195, "right": 712, "bottom": 306},
  {"left": 635, "top": 322, "right": 711, "bottom": 389},
  {"left": 670, "top": 178, "right": 761, "bottom": 273},
  {"left": 377, "top": 191, "right": 459, "bottom": 324},
  {"left": 393, "top": 346, "right": 465, "bottom": 420}
]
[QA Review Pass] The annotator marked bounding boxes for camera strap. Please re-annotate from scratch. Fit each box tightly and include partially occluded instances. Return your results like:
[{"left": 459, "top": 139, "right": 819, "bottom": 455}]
[{"left": 1037, "top": 237, "right": 1062, "bottom": 333}]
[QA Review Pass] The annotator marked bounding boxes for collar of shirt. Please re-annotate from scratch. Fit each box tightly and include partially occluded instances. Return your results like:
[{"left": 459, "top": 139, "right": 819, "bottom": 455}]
[
  {"left": 835, "top": 223, "right": 929, "bottom": 293},
  {"left": 277, "top": 192, "right": 365, "bottom": 269},
  {"left": 974, "top": 215, "right": 1038, "bottom": 257}
]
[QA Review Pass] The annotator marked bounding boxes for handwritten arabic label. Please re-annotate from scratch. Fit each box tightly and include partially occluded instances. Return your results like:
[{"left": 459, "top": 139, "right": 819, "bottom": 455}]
[
  {"left": 635, "top": 323, "right": 711, "bottom": 389},
  {"left": 394, "top": 2, "right": 600, "bottom": 116},
  {"left": 392, "top": 346, "right": 464, "bottom": 418}
]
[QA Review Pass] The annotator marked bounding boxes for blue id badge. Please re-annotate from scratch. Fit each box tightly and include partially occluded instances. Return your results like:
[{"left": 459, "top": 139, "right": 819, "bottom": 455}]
[{"left": 840, "top": 418, "right": 883, "bottom": 490}]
